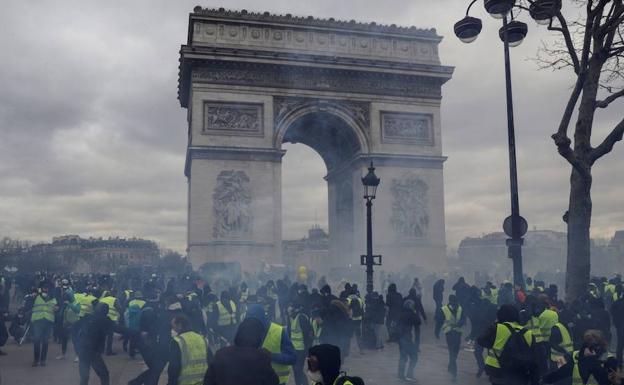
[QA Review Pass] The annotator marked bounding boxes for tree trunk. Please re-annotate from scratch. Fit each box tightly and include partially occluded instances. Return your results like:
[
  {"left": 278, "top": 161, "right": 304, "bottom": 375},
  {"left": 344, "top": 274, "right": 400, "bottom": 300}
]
[{"left": 565, "top": 167, "right": 592, "bottom": 302}]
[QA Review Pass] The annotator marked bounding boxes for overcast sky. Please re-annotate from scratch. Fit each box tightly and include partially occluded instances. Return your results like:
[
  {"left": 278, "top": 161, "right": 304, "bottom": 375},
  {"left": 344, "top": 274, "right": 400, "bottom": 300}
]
[{"left": 1, "top": 0, "right": 623, "bottom": 252}]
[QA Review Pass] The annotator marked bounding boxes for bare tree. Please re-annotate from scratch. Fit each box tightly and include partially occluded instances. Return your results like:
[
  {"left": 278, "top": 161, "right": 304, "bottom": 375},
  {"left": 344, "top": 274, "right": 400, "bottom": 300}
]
[{"left": 534, "top": 0, "right": 624, "bottom": 300}]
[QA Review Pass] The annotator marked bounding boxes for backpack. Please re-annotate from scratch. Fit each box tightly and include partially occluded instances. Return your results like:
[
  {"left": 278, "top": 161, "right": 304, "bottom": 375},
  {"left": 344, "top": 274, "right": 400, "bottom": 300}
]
[
  {"left": 350, "top": 297, "right": 363, "bottom": 318},
  {"left": 496, "top": 323, "right": 533, "bottom": 376}
]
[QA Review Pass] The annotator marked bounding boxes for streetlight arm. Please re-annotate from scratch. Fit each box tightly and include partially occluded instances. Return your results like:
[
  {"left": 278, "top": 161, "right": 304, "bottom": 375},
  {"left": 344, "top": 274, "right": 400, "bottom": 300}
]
[{"left": 466, "top": 0, "right": 479, "bottom": 16}]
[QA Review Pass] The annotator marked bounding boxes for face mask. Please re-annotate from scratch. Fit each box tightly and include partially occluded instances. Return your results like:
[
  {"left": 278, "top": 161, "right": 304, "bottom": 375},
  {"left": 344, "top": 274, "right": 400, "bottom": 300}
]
[
  {"left": 41, "top": 293, "right": 48, "bottom": 298},
  {"left": 305, "top": 369, "right": 323, "bottom": 384},
  {"left": 171, "top": 330, "right": 178, "bottom": 338}
]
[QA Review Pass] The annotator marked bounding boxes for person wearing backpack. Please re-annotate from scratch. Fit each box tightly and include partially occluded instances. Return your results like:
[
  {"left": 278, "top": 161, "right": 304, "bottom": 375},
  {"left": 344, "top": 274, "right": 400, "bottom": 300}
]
[
  {"left": 347, "top": 291, "right": 364, "bottom": 354},
  {"left": 477, "top": 304, "right": 538, "bottom": 385},
  {"left": 435, "top": 294, "right": 466, "bottom": 382},
  {"left": 288, "top": 301, "right": 313, "bottom": 385}
]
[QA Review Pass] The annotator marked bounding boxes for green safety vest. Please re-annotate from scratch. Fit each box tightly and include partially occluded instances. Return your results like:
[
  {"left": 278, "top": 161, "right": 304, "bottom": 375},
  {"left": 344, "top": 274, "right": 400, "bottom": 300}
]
[
  {"left": 100, "top": 296, "right": 120, "bottom": 322},
  {"left": 174, "top": 331, "right": 209, "bottom": 385},
  {"left": 441, "top": 305, "right": 462, "bottom": 334},
  {"left": 75, "top": 293, "right": 96, "bottom": 318},
  {"left": 528, "top": 316, "right": 542, "bottom": 342},
  {"left": 124, "top": 290, "right": 133, "bottom": 301},
  {"left": 262, "top": 322, "right": 291, "bottom": 385},
  {"left": 538, "top": 309, "right": 559, "bottom": 343},
  {"left": 216, "top": 301, "right": 237, "bottom": 326},
  {"left": 128, "top": 299, "right": 146, "bottom": 309},
  {"left": 551, "top": 322, "right": 573, "bottom": 361},
  {"left": 347, "top": 296, "right": 364, "bottom": 321},
  {"left": 485, "top": 322, "right": 533, "bottom": 369},
  {"left": 290, "top": 313, "right": 307, "bottom": 351},
  {"left": 31, "top": 295, "right": 56, "bottom": 322},
  {"left": 314, "top": 376, "right": 355, "bottom": 385}
]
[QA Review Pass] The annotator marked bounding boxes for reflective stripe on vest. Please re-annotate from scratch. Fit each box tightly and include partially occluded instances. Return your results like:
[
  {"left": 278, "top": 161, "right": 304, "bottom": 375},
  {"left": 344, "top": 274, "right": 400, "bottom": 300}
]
[
  {"left": 100, "top": 296, "right": 119, "bottom": 321},
  {"left": 538, "top": 309, "right": 558, "bottom": 343},
  {"left": 216, "top": 301, "right": 237, "bottom": 326},
  {"left": 485, "top": 322, "right": 533, "bottom": 369},
  {"left": 174, "top": 331, "right": 209, "bottom": 385},
  {"left": 31, "top": 296, "right": 56, "bottom": 322},
  {"left": 290, "top": 313, "right": 307, "bottom": 351},
  {"left": 347, "top": 296, "right": 363, "bottom": 321},
  {"left": 551, "top": 323, "right": 573, "bottom": 361},
  {"left": 528, "top": 316, "right": 542, "bottom": 342},
  {"left": 263, "top": 322, "right": 291, "bottom": 385},
  {"left": 441, "top": 305, "right": 462, "bottom": 334}
]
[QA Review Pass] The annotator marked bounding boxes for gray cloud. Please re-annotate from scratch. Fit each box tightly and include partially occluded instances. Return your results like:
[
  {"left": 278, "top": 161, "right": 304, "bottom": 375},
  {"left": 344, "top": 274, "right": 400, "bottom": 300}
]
[{"left": 0, "top": 0, "right": 623, "bottom": 254}]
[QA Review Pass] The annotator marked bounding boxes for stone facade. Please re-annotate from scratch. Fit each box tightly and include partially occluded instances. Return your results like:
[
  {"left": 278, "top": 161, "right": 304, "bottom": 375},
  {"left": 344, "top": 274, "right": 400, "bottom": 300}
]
[{"left": 179, "top": 7, "right": 453, "bottom": 272}]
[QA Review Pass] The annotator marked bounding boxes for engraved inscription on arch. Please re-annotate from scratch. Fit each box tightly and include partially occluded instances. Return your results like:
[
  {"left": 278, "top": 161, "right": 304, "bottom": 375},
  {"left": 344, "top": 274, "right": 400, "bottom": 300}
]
[
  {"left": 202, "top": 102, "right": 263, "bottom": 137},
  {"left": 381, "top": 111, "right": 433, "bottom": 145}
]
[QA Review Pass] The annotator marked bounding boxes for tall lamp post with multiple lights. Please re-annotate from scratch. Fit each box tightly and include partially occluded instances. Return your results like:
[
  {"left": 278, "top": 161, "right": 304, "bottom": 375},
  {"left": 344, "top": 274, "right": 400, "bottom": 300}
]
[
  {"left": 454, "top": 0, "right": 561, "bottom": 289},
  {"left": 361, "top": 162, "right": 381, "bottom": 295}
]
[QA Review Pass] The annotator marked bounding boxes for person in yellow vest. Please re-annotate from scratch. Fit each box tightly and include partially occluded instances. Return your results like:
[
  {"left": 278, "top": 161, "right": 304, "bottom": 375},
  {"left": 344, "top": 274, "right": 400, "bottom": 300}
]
[
  {"left": 100, "top": 289, "right": 122, "bottom": 355},
  {"left": 549, "top": 317, "right": 574, "bottom": 369},
  {"left": 477, "top": 304, "right": 538, "bottom": 385},
  {"left": 347, "top": 290, "right": 365, "bottom": 354},
  {"left": 167, "top": 315, "right": 210, "bottom": 385},
  {"left": 542, "top": 329, "right": 620, "bottom": 385},
  {"left": 311, "top": 311, "right": 323, "bottom": 346},
  {"left": 29, "top": 286, "right": 58, "bottom": 367},
  {"left": 247, "top": 303, "right": 297, "bottom": 385},
  {"left": 126, "top": 291, "right": 146, "bottom": 358},
  {"left": 305, "top": 344, "right": 362, "bottom": 385},
  {"left": 435, "top": 295, "right": 465, "bottom": 381},
  {"left": 288, "top": 301, "right": 313, "bottom": 385},
  {"left": 526, "top": 277, "right": 535, "bottom": 294},
  {"left": 533, "top": 297, "right": 559, "bottom": 375},
  {"left": 212, "top": 290, "right": 238, "bottom": 343}
]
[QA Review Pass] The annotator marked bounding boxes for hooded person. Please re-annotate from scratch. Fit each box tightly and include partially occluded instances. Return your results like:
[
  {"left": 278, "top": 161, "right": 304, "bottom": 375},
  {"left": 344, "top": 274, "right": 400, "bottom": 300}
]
[
  {"left": 204, "top": 318, "right": 279, "bottom": 385},
  {"left": 246, "top": 304, "right": 297, "bottom": 385},
  {"left": 306, "top": 344, "right": 362, "bottom": 385},
  {"left": 435, "top": 294, "right": 466, "bottom": 381}
]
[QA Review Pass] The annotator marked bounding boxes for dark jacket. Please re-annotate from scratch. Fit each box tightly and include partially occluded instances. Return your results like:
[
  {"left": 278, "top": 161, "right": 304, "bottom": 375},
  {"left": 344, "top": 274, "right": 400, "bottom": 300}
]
[{"left": 203, "top": 346, "right": 279, "bottom": 385}]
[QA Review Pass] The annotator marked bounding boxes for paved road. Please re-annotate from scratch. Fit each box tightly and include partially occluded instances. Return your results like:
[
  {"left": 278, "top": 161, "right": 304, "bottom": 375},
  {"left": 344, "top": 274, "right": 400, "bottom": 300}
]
[{"left": 0, "top": 320, "right": 490, "bottom": 385}]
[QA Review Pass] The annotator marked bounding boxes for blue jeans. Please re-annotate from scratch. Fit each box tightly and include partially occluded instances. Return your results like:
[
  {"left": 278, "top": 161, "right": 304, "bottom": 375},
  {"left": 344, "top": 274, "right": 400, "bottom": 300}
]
[{"left": 32, "top": 320, "right": 53, "bottom": 362}]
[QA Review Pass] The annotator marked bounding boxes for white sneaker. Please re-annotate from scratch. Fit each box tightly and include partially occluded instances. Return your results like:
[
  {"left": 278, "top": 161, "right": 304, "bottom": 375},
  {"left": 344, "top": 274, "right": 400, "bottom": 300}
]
[
  {"left": 74, "top": 356, "right": 79, "bottom": 363},
  {"left": 56, "top": 355, "right": 65, "bottom": 360}
]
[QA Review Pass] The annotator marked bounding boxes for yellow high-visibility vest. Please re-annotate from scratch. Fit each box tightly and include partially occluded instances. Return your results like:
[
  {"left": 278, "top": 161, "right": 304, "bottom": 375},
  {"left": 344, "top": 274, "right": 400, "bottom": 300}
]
[
  {"left": 441, "top": 305, "right": 462, "bottom": 334},
  {"left": 538, "top": 309, "right": 558, "bottom": 343},
  {"left": 263, "top": 322, "right": 291, "bottom": 385},
  {"left": 485, "top": 322, "right": 533, "bottom": 369},
  {"left": 550, "top": 322, "right": 573, "bottom": 361},
  {"left": 128, "top": 299, "right": 146, "bottom": 309},
  {"left": 290, "top": 313, "right": 307, "bottom": 351},
  {"left": 312, "top": 319, "right": 322, "bottom": 346},
  {"left": 347, "top": 296, "right": 364, "bottom": 321},
  {"left": 100, "top": 296, "right": 120, "bottom": 322},
  {"left": 173, "top": 331, "right": 209, "bottom": 385},
  {"left": 31, "top": 295, "right": 56, "bottom": 322},
  {"left": 216, "top": 301, "right": 237, "bottom": 326},
  {"left": 75, "top": 293, "right": 96, "bottom": 318}
]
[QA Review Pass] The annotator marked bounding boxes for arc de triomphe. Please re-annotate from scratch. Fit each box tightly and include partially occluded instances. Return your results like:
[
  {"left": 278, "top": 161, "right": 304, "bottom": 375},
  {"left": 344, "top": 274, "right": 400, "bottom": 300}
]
[{"left": 178, "top": 7, "right": 453, "bottom": 273}]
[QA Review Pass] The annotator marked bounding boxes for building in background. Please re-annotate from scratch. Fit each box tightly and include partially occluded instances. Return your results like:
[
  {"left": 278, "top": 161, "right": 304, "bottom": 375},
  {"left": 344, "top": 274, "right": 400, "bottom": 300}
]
[{"left": 282, "top": 225, "right": 329, "bottom": 271}]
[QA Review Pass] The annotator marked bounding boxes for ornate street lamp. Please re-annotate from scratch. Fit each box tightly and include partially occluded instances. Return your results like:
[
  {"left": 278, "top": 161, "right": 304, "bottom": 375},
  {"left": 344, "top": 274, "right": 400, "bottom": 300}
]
[
  {"left": 454, "top": 0, "right": 556, "bottom": 289},
  {"left": 361, "top": 162, "right": 381, "bottom": 295}
]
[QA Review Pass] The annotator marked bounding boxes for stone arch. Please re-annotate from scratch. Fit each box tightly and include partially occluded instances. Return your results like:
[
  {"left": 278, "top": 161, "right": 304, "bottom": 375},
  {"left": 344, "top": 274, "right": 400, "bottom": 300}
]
[{"left": 273, "top": 98, "right": 371, "bottom": 164}]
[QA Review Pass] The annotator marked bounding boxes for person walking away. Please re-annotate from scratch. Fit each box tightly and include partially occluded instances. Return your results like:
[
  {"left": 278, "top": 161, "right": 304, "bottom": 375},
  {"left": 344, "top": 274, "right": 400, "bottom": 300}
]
[
  {"left": 436, "top": 295, "right": 465, "bottom": 381},
  {"left": 542, "top": 329, "right": 619, "bottom": 385},
  {"left": 305, "top": 344, "right": 364, "bottom": 385},
  {"left": 99, "top": 289, "right": 122, "bottom": 355},
  {"left": 167, "top": 315, "right": 210, "bottom": 385},
  {"left": 213, "top": 291, "right": 238, "bottom": 343},
  {"left": 347, "top": 291, "right": 365, "bottom": 354},
  {"left": 386, "top": 284, "right": 403, "bottom": 342},
  {"left": 78, "top": 302, "right": 137, "bottom": 385},
  {"left": 126, "top": 291, "right": 146, "bottom": 358},
  {"left": 72, "top": 287, "right": 98, "bottom": 361},
  {"left": 537, "top": 297, "right": 560, "bottom": 374},
  {"left": 246, "top": 304, "right": 297, "bottom": 385},
  {"left": 549, "top": 315, "right": 574, "bottom": 370},
  {"left": 397, "top": 299, "right": 421, "bottom": 381},
  {"left": 288, "top": 301, "right": 313, "bottom": 385},
  {"left": 469, "top": 297, "right": 497, "bottom": 378},
  {"left": 477, "top": 304, "right": 538, "bottom": 385},
  {"left": 433, "top": 279, "right": 445, "bottom": 311},
  {"left": 204, "top": 318, "right": 279, "bottom": 385},
  {"left": 28, "top": 286, "right": 58, "bottom": 366}
]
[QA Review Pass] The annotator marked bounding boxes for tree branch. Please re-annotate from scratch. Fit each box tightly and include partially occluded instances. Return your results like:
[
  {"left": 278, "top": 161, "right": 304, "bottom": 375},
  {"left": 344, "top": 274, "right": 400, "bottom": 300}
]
[
  {"left": 551, "top": 13, "right": 581, "bottom": 73},
  {"left": 590, "top": 117, "right": 624, "bottom": 162},
  {"left": 595, "top": 89, "right": 624, "bottom": 108}
]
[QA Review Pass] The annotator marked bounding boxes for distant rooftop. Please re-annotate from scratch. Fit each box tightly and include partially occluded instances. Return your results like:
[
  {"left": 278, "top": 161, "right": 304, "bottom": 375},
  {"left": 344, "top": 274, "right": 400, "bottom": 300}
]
[{"left": 191, "top": 6, "right": 439, "bottom": 39}]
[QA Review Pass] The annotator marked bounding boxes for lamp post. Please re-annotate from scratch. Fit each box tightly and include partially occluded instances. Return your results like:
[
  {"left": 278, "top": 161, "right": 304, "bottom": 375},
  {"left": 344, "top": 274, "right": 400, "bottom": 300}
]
[
  {"left": 454, "top": 0, "right": 560, "bottom": 289},
  {"left": 361, "top": 161, "right": 381, "bottom": 295}
]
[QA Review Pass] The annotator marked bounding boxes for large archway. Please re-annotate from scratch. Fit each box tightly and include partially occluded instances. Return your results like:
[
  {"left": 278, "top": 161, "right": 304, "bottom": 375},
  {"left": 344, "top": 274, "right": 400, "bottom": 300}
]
[{"left": 179, "top": 7, "right": 453, "bottom": 273}]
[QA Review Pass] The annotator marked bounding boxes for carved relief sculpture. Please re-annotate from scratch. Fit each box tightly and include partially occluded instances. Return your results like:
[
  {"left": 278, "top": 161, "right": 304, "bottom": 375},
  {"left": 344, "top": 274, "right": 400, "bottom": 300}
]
[
  {"left": 390, "top": 175, "right": 429, "bottom": 238},
  {"left": 381, "top": 112, "right": 434, "bottom": 145},
  {"left": 213, "top": 170, "right": 253, "bottom": 238},
  {"left": 203, "top": 102, "right": 263, "bottom": 136}
]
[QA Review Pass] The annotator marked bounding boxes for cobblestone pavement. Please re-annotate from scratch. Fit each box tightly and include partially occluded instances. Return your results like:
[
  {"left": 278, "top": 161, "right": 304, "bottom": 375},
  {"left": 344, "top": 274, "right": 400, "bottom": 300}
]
[{"left": 0, "top": 320, "right": 491, "bottom": 385}]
